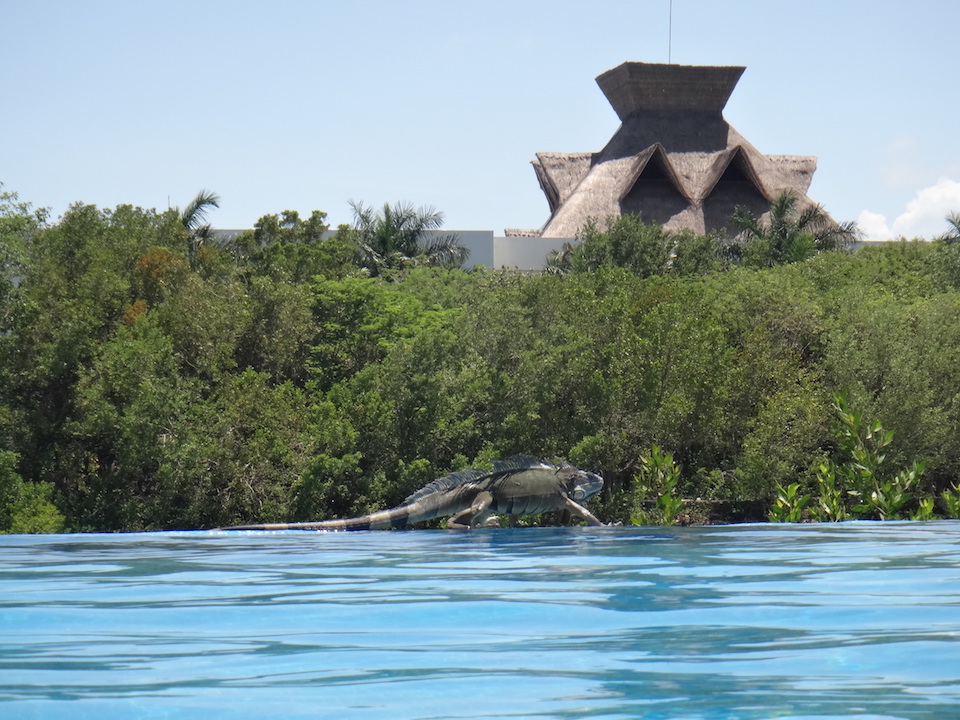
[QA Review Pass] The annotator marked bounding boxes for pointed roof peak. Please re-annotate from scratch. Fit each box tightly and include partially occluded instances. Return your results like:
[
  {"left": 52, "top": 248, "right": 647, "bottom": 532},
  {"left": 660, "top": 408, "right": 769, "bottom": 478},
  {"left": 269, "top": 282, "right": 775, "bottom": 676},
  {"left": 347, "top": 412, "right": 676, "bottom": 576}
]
[
  {"left": 619, "top": 144, "right": 690, "bottom": 203},
  {"left": 596, "top": 62, "right": 745, "bottom": 119},
  {"left": 701, "top": 145, "right": 770, "bottom": 203}
]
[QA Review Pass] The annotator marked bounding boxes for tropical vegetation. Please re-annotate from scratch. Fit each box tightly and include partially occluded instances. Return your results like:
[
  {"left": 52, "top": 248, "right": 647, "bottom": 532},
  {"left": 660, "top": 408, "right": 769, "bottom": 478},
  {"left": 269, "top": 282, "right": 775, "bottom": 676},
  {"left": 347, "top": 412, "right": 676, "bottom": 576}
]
[
  {"left": 2, "top": 181, "right": 960, "bottom": 532},
  {"left": 345, "top": 201, "right": 469, "bottom": 275},
  {"left": 729, "top": 189, "right": 858, "bottom": 265}
]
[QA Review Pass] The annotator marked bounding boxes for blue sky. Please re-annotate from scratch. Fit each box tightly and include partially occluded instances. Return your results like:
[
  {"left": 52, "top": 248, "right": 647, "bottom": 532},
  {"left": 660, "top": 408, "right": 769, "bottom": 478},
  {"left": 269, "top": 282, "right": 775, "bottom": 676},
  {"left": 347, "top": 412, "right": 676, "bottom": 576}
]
[{"left": 4, "top": 0, "right": 959, "bottom": 240}]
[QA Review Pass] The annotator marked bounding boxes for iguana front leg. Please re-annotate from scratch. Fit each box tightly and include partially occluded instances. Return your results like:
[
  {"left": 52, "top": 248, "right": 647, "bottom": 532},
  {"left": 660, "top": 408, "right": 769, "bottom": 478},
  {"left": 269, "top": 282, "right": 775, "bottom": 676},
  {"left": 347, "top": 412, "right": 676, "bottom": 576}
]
[
  {"left": 564, "top": 497, "right": 604, "bottom": 526},
  {"left": 446, "top": 491, "right": 498, "bottom": 529}
]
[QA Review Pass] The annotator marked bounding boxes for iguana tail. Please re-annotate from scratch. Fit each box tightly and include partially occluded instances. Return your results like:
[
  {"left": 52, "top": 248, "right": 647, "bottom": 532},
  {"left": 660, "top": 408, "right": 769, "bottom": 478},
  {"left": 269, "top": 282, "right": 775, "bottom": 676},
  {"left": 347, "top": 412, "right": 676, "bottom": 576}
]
[{"left": 218, "top": 505, "right": 420, "bottom": 532}]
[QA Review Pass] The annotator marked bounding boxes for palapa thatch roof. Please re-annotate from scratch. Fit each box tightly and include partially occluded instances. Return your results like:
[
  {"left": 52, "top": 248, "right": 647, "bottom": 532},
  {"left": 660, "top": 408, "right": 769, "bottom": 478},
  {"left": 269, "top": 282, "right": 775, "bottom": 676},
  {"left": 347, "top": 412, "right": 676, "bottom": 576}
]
[{"left": 525, "top": 62, "right": 825, "bottom": 238}]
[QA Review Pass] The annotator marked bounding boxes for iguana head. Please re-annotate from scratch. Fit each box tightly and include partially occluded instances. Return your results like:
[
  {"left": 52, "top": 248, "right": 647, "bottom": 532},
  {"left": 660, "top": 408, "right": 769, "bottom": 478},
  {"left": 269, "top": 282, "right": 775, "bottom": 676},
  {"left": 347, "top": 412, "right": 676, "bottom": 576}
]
[{"left": 567, "top": 466, "right": 604, "bottom": 502}]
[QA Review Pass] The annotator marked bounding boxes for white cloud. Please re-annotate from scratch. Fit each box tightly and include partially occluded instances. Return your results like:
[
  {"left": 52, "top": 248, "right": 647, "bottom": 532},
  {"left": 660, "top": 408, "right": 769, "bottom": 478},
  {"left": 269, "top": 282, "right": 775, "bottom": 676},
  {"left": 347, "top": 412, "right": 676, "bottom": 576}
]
[
  {"left": 858, "top": 177, "right": 960, "bottom": 241},
  {"left": 891, "top": 178, "right": 960, "bottom": 237},
  {"left": 856, "top": 210, "right": 891, "bottom": 241}
]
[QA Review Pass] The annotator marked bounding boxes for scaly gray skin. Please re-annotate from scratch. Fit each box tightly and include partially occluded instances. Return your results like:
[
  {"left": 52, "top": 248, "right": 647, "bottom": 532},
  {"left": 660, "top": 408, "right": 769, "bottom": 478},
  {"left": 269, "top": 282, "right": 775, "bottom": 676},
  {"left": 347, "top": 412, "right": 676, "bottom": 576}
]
[{"left": 221, "top": 456, "right": 604, "bottom": 531}]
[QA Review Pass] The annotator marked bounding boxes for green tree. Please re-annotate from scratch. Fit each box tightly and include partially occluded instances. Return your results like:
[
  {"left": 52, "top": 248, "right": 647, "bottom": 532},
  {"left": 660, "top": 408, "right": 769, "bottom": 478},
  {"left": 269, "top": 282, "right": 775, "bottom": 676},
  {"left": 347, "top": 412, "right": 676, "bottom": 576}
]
[
  {"left": 235, "top": 210, "right": 353, "bottom": 281},
  {"left": 347, "top": 201, "right": 469, "bottom": 275},
  {"left": 250, "top": 209, "right": 328, "bottom": 246},
  {"left": 935, "top": 211, "right": 960, "bottom": 244},
  {"left": 555, "top": 215, "right": 725, "bottom": 277},
  {"left": 5, "top": 203, "right": 186, "bottom": 489},
  {"left": 177, "top": 189, "right": 221, "bottom": 259},
  {"left": 769, "top": 482, "right": 812, "bottom": 523},
  {"left": 544, "top": 241, "right": 578, "bottom": 274},
  {"left": 821, "top": 287, "right": 960, "bottom": 486},
  {"left": 631, "top": 446, "right": 685, "bottom": 525},
  {"left": 236, "top": 277, "right": 315, "bottom": 385},
  {"left": 0, "top": 184, "right": 48, "bottom": 448},
  {"left": 670, "top": 229, "right": 729, "bottom": 276},
  {"left": 149, "top": 262, "right": 248, "bottom": 382},
  {"left": 309, "top": 275, "right": 449, "bottom": 390},
  {"left": 571, "top": 214, "right": 674, "bottom": 276},
  {"left": 731, "top": 190, "right": 858, "bottom": 267},
  {"left": 0, "top": 182, "right": 47, "bottom": 281},
  {"left": 180, "top": 369, "right": 318, "bottom": 528},
  {"left": 67, "top": 312, "right": 318, "bottom": 529},
  {"left": 811, "top": 394, "right": 927, "bottom": 521},
  {"left": 65, "top": 314, "right": 194, "bottom": 529},
  {"left": 0, "top": 450, "right": 64, "bottom": 533}
]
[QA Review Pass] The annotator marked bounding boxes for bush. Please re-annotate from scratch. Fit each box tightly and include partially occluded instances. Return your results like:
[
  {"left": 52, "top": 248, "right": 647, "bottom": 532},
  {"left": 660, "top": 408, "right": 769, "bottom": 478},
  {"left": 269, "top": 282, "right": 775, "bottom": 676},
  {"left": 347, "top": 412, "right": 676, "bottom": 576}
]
[{"left": 0, "top": 451, "right": 64, "bottom": 533}]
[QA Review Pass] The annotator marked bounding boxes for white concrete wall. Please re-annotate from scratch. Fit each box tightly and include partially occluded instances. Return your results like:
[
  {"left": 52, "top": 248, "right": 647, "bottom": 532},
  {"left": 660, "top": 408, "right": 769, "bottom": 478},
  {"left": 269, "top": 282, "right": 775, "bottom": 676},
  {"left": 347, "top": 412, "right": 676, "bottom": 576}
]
[
  {"left": 493, "top": 235, "right": 573, "bottom": 270},
  {"left": 424, "top": 230, "right": 575, "bottom": 270},
  {"left": 443, "top": 230, "right": 494, "bottom": 268}
]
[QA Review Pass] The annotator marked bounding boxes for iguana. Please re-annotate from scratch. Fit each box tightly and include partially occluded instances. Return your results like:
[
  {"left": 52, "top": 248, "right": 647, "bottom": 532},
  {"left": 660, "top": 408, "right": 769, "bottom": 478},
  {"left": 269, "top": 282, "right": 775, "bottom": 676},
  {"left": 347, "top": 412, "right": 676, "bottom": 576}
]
[{"left": 221, "top": 456, "right": 604, "bottom": 531}]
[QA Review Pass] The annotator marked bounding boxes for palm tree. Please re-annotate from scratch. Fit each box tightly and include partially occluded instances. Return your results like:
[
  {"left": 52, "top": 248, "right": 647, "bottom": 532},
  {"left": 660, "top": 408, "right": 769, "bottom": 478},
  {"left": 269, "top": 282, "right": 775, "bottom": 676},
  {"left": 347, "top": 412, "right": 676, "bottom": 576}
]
[
  {"left": 730, "top": 190, "right": 858, "bottom": 266},
  {"left": 178, "top": 189, "right": 221, "bottom": 257},
  {"left": 544, "top": 241, "right": 578, "bottom": 274},
  {"left": 935, "top": 212, "right": 960, "bottom": 244},
  {"left": 348, "top": 201, "right": 468, "bottom": 275}
]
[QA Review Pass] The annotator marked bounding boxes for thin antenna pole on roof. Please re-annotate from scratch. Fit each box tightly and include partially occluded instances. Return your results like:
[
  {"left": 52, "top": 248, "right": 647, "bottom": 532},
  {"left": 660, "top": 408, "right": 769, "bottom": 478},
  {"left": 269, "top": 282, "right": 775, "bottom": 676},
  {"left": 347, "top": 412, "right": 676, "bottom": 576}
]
[{"left": 668, "top": 0, "right": 673, "bottom": 63}]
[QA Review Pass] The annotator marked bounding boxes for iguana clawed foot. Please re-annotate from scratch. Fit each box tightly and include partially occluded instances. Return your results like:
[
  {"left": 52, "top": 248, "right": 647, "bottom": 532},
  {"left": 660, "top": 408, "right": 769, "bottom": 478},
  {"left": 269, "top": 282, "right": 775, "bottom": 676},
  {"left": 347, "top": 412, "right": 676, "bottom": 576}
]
[{"left": 446, "top": 515, "right": 502, "bottom": 529}]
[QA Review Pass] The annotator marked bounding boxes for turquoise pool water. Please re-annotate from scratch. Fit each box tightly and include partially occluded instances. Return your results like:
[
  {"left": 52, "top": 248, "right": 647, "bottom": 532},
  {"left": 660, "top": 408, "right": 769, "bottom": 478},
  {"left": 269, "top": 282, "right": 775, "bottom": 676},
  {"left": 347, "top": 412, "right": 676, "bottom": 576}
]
[{"left": 2, "top": 522, "right": 959, "bottom": 719}]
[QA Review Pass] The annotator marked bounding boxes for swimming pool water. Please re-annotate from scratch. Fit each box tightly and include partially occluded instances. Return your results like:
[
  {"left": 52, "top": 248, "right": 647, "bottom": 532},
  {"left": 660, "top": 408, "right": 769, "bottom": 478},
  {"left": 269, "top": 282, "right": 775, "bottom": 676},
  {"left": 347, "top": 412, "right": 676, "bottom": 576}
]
[{"left": 2, "top": 522, "right": 959, "bottom": 719}]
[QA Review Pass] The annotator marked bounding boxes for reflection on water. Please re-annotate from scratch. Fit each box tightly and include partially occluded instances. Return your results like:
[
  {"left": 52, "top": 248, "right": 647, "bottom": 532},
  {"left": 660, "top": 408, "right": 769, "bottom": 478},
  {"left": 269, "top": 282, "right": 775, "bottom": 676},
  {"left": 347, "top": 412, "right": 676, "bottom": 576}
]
[{"left": 2, "top": 523, "right": 960, "bottom": 719}]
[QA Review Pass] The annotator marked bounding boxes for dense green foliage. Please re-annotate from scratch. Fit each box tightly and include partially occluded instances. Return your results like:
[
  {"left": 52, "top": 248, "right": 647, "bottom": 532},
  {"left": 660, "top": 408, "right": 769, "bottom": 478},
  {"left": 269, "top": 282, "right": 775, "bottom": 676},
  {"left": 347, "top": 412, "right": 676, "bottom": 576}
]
[
  {"left": 546, "top": 214, "right": 730, "bottom": 277},
  {"left": 3, "top": 186, "right": 960, "bottom": 532}
]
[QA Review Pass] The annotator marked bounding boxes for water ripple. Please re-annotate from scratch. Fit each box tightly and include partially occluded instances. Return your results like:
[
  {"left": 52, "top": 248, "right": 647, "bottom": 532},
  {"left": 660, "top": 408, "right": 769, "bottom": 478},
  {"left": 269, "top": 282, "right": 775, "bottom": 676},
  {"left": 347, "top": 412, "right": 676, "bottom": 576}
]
[{"left": 2, "top": 523, "right": 960, "bottom": 718}]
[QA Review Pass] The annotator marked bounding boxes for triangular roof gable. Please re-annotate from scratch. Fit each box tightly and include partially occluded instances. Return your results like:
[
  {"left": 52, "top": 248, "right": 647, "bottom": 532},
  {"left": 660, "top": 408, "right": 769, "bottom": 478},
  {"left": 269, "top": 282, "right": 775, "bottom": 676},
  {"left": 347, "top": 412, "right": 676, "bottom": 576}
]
[
  {"left": 533, "top": 153, "right": 594, "bottom": 213},
  {"left": 618, "top": 143, "right": 690, "bottom": 203},
  {"left": 700, "top": 145, "right": 770, "bottom": 203},
  {"left": 533, "top": 159, "right": 560, "bottom": 214}
]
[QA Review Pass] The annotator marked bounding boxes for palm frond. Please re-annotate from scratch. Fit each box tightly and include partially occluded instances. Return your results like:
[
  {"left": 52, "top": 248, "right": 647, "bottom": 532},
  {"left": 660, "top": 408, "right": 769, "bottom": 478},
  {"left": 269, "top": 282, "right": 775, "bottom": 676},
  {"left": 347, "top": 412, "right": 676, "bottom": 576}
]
[
  {"left": 793, "top": 202, "right": 829, "bottom": 234},
  {"left": 728, "top": 190, "right": 857, "bottom": 264},
  {"left": 949, "top": 211, "right": 960, "bottom": 234},
  {"left": 417, "top": 233, "right": 470, "bottom": 267},
  {"left": 180, "top": 189, "right": 221, "bottom": 233},
  {"left": 816, "top": 220, "right": 860, "bottom": 251},
  {"left": 937, "top": 211, "right": 960, "bottom": 243},
  {"left": 348, "top": 199, "right": 465, "bottom": 272},
  {"left": 769, "top": 190, "right": 798, "bottom": 219},
  {"left": 730, "top": 205, "right": 763, "bottom": 240}
]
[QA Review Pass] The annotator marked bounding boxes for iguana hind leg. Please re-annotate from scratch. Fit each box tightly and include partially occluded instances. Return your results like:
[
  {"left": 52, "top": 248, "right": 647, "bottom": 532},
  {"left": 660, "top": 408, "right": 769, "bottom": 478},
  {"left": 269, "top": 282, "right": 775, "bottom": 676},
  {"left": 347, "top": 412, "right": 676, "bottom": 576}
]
[
  {"left": 563, "top": 497, "right": 604, "bottom": 526},
  {"left": 446, "top": 491, "right": 497, "bottom": 529}
]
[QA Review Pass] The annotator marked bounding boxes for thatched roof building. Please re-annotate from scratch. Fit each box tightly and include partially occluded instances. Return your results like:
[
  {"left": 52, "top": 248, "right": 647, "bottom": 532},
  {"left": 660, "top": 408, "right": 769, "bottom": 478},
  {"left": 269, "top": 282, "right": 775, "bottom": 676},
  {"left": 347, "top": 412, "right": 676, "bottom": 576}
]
[{"left": 515, "top": 62, "right": 822, "bottom": 238}]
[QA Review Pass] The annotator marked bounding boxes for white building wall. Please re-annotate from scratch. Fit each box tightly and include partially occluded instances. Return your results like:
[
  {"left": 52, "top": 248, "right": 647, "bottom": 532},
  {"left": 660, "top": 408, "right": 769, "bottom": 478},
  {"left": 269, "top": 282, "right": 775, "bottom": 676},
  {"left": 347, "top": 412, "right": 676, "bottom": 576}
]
[
  {"left": 493, "top": 236, "right": 572, "bottom": 270},
  {"left": 422, "top": 230, "right": 575, "bottom": 270}
]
